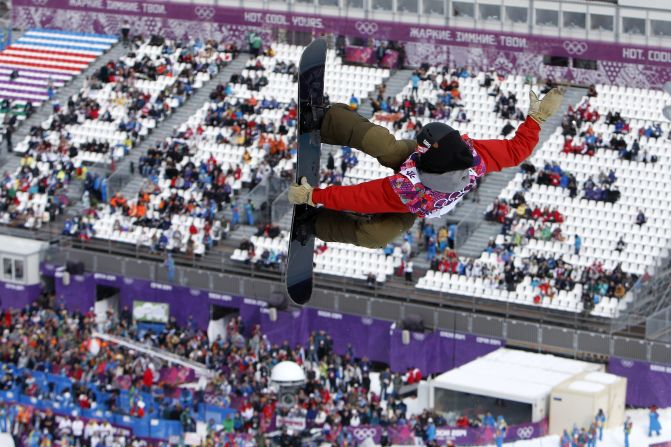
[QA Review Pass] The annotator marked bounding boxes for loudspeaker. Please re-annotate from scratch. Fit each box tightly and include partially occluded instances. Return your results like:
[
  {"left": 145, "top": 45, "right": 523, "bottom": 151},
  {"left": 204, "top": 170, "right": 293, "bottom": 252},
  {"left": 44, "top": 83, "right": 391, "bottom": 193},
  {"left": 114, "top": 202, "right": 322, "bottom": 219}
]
[
  {"left": 278, "top": 389, "right": 298, "bottom": 408},
  {"left": 267, "top": 292, "right": 289, "bottom": 311},
  {"left": 66, "top": 261, "right": 85, "bottom": 275},
  {"left": 268, "top": 308, "right": 278, "bottom": 322},
  {"left": 402, "top": 314, "right": 424, "bottom": 332},
  {"left": 402, "top": 330, "right": 410, "bottom": 345}
]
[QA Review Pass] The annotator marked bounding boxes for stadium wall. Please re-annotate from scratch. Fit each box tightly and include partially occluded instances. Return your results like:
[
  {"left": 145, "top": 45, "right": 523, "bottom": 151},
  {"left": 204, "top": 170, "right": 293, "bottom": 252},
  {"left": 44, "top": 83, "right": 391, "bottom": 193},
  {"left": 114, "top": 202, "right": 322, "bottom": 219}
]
[
  {"left": 37, "top": 263, "right": 502, "bottom": 375},
  {"left": 608, "top": 357, "right": 671, "bottom": 408},
  {"left": 12, "top": 0, "right": 671, "bottom": 88}
]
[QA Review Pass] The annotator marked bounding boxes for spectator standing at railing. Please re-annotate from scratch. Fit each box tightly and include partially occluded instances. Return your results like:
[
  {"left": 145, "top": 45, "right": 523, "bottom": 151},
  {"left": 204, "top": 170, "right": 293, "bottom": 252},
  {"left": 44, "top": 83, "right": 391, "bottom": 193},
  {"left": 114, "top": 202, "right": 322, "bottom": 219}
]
[
  {"left": 244, "top": 199, "right": 254, "bottom": 226},
  {"left": 411, "top": 72, "right": 420, "bottom": 99},
  {"left": 448, "top": 224, "right": 457, "bottom": 249}
]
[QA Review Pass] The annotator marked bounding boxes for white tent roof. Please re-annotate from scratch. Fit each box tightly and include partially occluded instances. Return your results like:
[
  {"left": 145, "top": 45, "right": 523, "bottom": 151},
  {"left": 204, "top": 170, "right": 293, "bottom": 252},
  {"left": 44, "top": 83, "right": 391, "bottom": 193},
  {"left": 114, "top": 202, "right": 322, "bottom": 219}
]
[
  {"left": 432, "top": 349, "right": 601, "bottom": 404},
  {"left": 0, "top": 235, "right": 46, "bottom": 255},
  {"left": 568, "top": 381, "right": 605, "bottom": 393},
  {"left": 583, "top": 371, "right": 620, "bottom": 385}
]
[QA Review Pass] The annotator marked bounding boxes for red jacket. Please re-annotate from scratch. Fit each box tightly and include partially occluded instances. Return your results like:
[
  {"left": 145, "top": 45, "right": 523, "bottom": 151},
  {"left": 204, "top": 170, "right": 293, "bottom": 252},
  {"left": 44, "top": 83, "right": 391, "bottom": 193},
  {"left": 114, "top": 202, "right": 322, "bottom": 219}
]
[{"left": 311, "top": 117, "right": 540, "bottom": 214}]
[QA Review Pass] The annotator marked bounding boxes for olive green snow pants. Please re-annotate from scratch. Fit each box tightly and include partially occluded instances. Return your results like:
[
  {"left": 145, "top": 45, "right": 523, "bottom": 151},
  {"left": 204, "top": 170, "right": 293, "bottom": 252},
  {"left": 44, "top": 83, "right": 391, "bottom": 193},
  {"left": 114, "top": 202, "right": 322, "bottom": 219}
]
[{"left": 314, "top": 103, "right": 417, "bottom": 249}]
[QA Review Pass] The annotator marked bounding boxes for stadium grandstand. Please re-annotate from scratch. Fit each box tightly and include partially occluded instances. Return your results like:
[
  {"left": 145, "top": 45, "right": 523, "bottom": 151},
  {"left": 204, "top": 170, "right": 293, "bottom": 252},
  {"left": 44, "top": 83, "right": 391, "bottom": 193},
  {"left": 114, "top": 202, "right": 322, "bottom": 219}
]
[{"left": 0, "top": 0, "right": 669, "bottom": 446}]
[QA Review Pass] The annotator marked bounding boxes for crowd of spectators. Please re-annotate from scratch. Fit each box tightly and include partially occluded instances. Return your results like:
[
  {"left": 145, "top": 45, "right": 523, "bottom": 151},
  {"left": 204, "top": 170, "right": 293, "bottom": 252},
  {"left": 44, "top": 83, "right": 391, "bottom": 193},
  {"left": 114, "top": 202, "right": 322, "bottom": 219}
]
[
  {"left": 371, "top": 64, "right": 473, "bottom": 123},
  {"left": 0, "top": 294, "right": 510, "bottom": 447},
  {"left": 582, "top": 172, "right": 620, "bottom": 203},
  {"left": 3, "top": 35, "right": 235, "bottom": 233},
  {"left": 560, "top": 101, "right": 660, "bottom": 165}
]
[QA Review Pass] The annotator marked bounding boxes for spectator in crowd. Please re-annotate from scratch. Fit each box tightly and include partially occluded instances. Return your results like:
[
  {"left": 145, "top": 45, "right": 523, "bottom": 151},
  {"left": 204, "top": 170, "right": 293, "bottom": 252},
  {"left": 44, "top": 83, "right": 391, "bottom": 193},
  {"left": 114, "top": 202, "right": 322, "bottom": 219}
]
[
  {"left": 587, "top": 84, "right": 598, "bottom": 97},
  {"left": 501, "top": 121, "right": 515, "bottom": 137},
  {"left": 244, "top": 199, "right": 254, "bottom": 225},
  {"left": 248, "top": 32, "right": 263, "bottom": 57},
  {"left": 411, "top": 71, "right": 420, "bottom": 98},
  {"left": 636, "top": 210, "right": 647, "bottom": 226},
  {"left": 495, "top": 416, "right": 507, "bottom": 447},
  {"left": 120, "top": 19, "right": 130, "bottom": 47},
  {"left": 574, "top": 234, "right": 582, "bottom": 255},
  {"left": 404, "top": 261, "right": 414, "bottom": 284},
  {"left": 615, "top": 236, "right": 626, "bottom": 252},
  {"left": 624, "top": 416, "right": 633, "bottom": 447},
  {"left": 595, "top": 409, "right": 606, "bottom": 441},
  {"left": 349, "top": 93, "right": 359, "bottom": 111},
  {"left": 649, "top": 405, "right": 662, "bottom": 437}
]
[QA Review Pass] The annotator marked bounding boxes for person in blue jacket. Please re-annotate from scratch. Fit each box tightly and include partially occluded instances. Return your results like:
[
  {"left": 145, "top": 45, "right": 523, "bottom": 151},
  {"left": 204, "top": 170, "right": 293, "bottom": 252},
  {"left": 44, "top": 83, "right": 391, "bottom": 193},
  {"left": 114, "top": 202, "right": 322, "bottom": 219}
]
[
  {"left": 244, "top": 199, "right": 254, "bottom": 226},
  {"left": 495, "top": 415, "right": 507, "bottom": 447},
  {"left": 649, "top": 405, "right": 662, "bottom": 437},
  {"left": 425, "top": 418, "right": 436, "bottom": 443},
  {"left": 624, "top": 416, "right": 633, "bottom": 447},
  {"left": 595, "top": 408, "right": 606, "bottom": 441}
]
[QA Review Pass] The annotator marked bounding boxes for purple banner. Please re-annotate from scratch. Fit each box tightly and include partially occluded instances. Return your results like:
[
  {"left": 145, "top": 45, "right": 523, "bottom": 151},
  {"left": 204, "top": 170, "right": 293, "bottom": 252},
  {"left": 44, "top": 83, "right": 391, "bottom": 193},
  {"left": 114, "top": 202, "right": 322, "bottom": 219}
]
[
  {"left": 344, "top": 46, "right": 399, "bottom": 69},
  {"left": 0, "top": 281, "right": 42, "bottom": 310},
  {"left": 158, "top": 366, "right": 196, "bottom": 386},
  {"left": 346, "top": 419, "right": 547, "bottom": 445},
  {"left": 45, "top": 267, "right": 502, "bottom": 375},
  {"left": 608, "top": 357, "right": 671, "bottom": 408},
  {"left": 12, "top": 0, "right": 671, "bottom": 88}
]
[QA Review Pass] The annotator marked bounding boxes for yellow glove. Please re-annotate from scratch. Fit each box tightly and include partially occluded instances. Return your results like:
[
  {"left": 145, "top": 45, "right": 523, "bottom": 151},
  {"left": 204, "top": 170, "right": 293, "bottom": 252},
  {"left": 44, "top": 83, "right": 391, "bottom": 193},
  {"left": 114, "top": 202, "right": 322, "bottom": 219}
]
[
  {"left": 528, "top": 87, "right": 564, "bottom": 125},
  {"left": 288, "top": 177, "right": 315, "bottom": 206}
]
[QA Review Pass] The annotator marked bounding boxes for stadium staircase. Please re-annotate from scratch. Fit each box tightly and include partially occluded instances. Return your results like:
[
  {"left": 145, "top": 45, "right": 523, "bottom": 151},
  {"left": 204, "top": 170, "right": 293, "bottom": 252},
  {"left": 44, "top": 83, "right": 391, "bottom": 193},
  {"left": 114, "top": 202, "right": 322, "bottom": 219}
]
[
  {"left": 0, "top": 40, "right": 126, "bottom": 172},
  {"left": 106, "top": 56, "right": 248, "bottom": 203},
  {"left": 358, "top": 68, "right": 414, "bottom": 118},
  {"left": 452, "top": 86, "right": 587, "bottom": 259}
]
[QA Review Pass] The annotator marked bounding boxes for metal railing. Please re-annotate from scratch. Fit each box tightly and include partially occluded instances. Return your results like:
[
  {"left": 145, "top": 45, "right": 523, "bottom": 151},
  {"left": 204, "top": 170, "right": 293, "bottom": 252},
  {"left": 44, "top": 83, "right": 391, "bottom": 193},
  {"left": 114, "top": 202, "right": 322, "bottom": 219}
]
[
  {"left": 453, "top": 203, "right": 482, "bottom": 249},
  {"left": 42, "top": 240, "right": 671, "bottom": 364},
  {"left": 271, "top": 188, "right": 292, "bottom": 225}
]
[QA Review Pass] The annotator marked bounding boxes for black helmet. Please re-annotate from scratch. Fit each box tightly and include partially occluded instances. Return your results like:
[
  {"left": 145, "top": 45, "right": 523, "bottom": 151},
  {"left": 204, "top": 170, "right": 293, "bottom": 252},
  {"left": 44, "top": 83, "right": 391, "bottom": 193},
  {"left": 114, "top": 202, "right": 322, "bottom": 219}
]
[{"left": 416, "top": 122, "right": 474, "bottom": 174}]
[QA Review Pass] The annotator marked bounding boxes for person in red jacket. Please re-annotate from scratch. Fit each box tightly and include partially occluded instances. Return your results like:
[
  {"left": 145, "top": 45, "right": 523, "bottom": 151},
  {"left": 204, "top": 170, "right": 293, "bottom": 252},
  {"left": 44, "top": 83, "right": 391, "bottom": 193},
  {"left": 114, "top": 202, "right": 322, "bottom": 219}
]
[{"left": 289, "top": 88, "right": 564, "bottom": 248}]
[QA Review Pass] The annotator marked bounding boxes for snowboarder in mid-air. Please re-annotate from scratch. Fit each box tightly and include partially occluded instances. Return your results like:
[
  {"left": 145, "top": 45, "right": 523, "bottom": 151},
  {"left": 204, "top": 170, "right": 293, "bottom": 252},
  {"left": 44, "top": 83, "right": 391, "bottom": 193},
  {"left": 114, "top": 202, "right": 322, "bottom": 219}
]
[{"left": 288, "top": 88, "right": 564, "bottom": 249}]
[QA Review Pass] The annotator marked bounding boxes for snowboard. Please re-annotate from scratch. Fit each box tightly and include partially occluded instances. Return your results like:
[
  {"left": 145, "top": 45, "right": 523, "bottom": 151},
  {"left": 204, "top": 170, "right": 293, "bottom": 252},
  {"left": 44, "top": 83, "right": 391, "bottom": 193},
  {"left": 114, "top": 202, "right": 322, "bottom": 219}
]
[{"left": 285, "top": 38, "right": 327, "bottom": 305}]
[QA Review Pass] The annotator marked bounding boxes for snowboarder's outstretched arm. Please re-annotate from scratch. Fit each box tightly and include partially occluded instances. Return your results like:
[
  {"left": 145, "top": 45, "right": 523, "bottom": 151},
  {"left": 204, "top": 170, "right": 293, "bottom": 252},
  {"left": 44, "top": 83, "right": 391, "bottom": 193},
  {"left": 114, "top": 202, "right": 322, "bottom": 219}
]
[
  {"left": 471, "top": 116, "right": 540, "bottom": 172},
  {"left": 289, "top": 88, "right": 563, "bottom": 215},
  {"left": 292, "top": 117, "right": 542, "bottom": 214}
]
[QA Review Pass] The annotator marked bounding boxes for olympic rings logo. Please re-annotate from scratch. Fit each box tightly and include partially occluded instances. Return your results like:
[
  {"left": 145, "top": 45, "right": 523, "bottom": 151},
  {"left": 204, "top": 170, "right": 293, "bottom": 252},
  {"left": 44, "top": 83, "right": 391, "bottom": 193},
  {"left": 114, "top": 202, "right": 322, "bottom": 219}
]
[
  {"left": 355, "top": 21, "right": 379, "bottom": 35},
  {"left": 31, "top": 0, "right": 49, "bottom": 5},
  {"left": 352, "top": 428, "right": 378, "bottom": 440},
  {"left": 620, "top": 360, "right": 634, "bottom": 368},
  {"left": 194, "top": 6, "right": 216, "bottom": 20},
  {"left": 516, "top": 427, "right": 535, "bottom": 439},
  {"left": 562, "top": 40, "right": 588, "bottom": 55}
]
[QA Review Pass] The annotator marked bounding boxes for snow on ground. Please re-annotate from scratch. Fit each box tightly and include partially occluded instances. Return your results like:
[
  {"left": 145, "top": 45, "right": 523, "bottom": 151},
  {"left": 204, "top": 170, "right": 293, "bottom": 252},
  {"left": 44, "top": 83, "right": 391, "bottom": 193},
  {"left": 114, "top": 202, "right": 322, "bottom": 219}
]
[{"left": 493, "top": 408, "right": 671, "bottom": 447}]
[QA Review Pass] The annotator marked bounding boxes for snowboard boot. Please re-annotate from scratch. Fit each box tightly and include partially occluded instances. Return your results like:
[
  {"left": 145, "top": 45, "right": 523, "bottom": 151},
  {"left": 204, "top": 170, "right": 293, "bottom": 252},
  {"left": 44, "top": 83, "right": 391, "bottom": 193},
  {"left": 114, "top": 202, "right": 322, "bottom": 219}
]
[
  {"left": 300, "top": 96, "right": 330, "bottom": 133},
  {"left": 292, "top": 207, "right": 320, "bottom": 246}
]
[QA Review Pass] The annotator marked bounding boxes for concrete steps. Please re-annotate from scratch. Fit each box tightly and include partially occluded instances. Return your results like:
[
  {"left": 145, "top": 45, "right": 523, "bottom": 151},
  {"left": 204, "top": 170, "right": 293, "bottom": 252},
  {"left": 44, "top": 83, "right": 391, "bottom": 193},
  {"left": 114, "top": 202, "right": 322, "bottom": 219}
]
[{"left": 385, "top": 69, "right": 414, "bottom": 101}]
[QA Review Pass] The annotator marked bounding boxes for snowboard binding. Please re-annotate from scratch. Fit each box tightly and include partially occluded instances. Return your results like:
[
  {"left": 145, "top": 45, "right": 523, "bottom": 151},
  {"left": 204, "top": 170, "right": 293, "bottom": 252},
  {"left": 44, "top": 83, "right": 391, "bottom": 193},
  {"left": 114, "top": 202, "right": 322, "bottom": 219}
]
[
  {"left": 291, "top": 207, "right": 319, "bottom": 246},
  {"left": 300, "top": 97, "right": 330, "bottom": 133}
]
